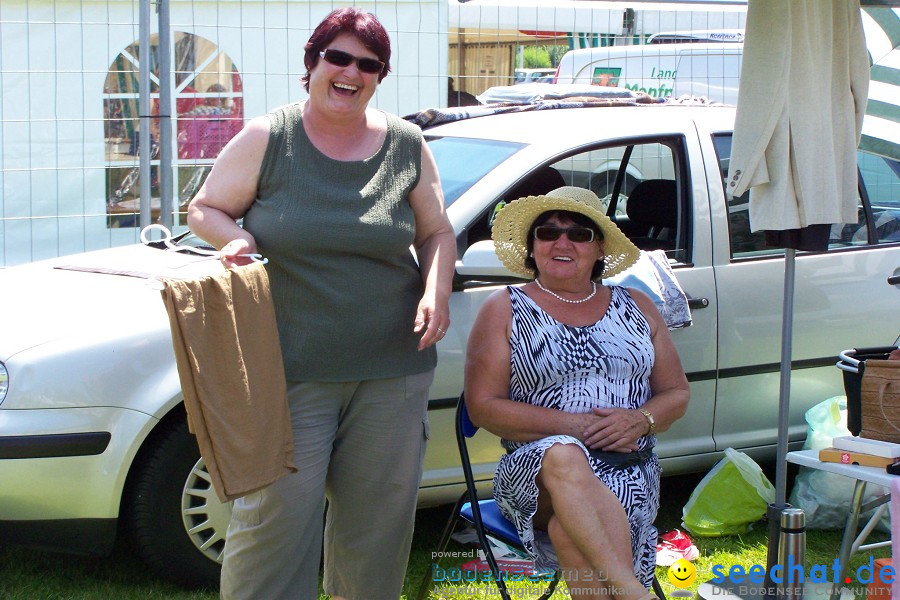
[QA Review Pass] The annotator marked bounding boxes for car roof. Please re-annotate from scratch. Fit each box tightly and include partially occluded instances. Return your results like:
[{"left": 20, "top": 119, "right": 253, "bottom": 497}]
[
  {"left": 561, "top": 41, "right": 744, "bottom": 59},
  {"left": 476, "top": 82, "right": 637, "bottom": 105},
  {"left": 419, "top": 103, "right": 736, "bottom": 147},
  {"left": 647, "top": 29, "right": 745, "bottom": 44}
]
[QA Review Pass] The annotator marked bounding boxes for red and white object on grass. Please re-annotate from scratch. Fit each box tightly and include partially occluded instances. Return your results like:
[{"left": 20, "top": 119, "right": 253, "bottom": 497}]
[{"left": 656, "top": 529, "right": 700, "bottom": 566}]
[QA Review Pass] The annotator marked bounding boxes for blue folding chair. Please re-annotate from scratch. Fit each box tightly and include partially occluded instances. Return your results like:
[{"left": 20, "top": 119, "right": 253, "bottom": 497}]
[
  {"left": 417, "top": 392, "right": 559, "bottom": 600},
  {"left": 417, "top": 392, "right": 668, "bottom": 600}
]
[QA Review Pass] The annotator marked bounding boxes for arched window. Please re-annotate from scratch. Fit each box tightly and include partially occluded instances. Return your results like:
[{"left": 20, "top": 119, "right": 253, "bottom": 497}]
[{"left": 104, "top": 32, "right": 243, "bottom": 228}]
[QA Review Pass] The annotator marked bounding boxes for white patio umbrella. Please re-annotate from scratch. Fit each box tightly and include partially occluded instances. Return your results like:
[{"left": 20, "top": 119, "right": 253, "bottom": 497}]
[
  {"left": 860, "top": 6, "right": 900, "bottom": 162},
  {"left": 725, "top": 0, "right": 872, "bottom": 596}
]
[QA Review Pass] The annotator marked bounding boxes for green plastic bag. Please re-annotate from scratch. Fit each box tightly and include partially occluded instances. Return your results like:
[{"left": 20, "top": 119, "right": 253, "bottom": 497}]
[{"left": 681, "top": 447, "right": 776, "bottom": 537}]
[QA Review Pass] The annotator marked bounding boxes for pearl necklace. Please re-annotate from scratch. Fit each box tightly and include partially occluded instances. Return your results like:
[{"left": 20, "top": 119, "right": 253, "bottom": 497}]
[{"left": 534, "top": 279, "right": 597, "bottom": 304}]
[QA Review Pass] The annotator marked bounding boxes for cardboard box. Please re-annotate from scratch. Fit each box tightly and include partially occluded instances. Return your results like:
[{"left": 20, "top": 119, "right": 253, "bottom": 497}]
[
  {"left": 818, "top": 448, "right": 900, "bottom": 468},
  {"left": 833, "top": 435, "right": 900, "bottom": 458},
  {"left": 867, "top": 558, "right": 892, "bottom": 598}
]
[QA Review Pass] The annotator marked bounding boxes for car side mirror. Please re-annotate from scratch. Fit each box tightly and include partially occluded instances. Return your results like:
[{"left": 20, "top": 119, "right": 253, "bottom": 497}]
[{"left": 454, "top": 240, "right": 522, "bottom": 289}]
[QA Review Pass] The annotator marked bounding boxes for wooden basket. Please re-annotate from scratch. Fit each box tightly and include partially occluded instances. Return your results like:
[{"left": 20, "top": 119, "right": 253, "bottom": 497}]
[{"left": 859, "top": 359, "right": 900, "bottom": 443}]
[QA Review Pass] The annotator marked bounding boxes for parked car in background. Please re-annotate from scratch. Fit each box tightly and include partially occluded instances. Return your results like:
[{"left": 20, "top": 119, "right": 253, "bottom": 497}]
[
  {"left": 2, "top": 99, "right": 898, "bottom": 589},
  {"left": 645, "top": 29, "right": 744, "bottom": 44},
  {"left": 554, "top": 41, "right": 743, "bottom": 103},
  {"left": 514, "top": 67, "right": 557, "bottom": 84}
]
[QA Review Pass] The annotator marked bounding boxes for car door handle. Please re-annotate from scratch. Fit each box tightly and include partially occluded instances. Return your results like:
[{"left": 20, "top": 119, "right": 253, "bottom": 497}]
[
  {"left": 889, "top": 275, "right": 900, "bottom": 286},
  {"left": 687, "top": 297, "right": 709, "bottom": 309}
]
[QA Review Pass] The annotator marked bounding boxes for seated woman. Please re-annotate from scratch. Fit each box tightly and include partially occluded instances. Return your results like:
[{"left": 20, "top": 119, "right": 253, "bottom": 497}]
[{"left": 465, "top": 186, "right": 690, "bottom": 600}]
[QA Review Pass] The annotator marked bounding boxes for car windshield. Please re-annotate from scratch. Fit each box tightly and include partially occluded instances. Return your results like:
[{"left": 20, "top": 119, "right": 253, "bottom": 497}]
[{"left": 426, "top": 136, "right": 524, "bottom": 206}]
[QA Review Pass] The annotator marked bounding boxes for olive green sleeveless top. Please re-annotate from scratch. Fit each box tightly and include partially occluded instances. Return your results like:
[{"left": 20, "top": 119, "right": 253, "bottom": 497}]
[{"left": 243, "top": 103, "right": 437, "bottom": 382}]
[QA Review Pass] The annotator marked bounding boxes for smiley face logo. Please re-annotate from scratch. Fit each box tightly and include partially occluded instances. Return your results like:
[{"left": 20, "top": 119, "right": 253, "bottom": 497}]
[{"left": 667, "top": 558, "right": 697, "bottom": 588}]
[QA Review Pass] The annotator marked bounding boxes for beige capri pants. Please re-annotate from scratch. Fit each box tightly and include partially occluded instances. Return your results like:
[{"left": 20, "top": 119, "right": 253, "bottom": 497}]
[{"left": 220, "top": 370, "right": 434, "bottom": 600}]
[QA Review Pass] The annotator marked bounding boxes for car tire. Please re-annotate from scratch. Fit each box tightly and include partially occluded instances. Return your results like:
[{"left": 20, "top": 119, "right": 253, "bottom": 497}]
[
  {"left": 591, "top": 171, "right": 637, "bottom": 218},
  {"left": 127, "top": 416, "right": 231, "bottom": 590}
]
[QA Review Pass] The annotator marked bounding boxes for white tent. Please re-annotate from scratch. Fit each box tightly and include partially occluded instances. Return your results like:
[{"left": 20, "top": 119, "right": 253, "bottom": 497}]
[{"left": 450, "top": 0, "right": 747, "bottom": 39}]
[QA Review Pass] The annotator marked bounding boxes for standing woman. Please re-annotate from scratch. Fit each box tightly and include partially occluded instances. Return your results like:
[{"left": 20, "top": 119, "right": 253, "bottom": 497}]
[{"left": 187, "top": 8, "right": 455, "bottom": 599}]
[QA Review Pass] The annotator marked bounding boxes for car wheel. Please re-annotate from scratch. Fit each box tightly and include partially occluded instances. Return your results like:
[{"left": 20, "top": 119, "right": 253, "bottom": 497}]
[
  {"left": 127, "top": 417, "right": 232, "bottom": 589},
  {"left": 591, "top": 171, "right": 636, "bottom": 218}
]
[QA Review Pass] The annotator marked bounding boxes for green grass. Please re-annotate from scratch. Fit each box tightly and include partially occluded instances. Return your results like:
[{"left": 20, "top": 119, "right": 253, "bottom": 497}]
[
  {"left": 419, "top": 468, "right": 891, "bottom": 599},
  {"left": 0, "top": 468, "right": 889, "bottom": 599}
]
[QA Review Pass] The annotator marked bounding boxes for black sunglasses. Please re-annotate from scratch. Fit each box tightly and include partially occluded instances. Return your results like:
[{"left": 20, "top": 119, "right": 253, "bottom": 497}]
[
  {"left": 319, "top": 49, "right": 385, "bottom": 75},
  {"left": 533, "top": 225, "right": 596, "bottom": 244}
]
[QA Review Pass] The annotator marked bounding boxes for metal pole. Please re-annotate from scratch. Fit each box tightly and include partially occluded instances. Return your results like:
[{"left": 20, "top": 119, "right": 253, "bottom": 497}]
[
  {"left": 764, "top": 246, "right": 796, "bottom": 599},
  {"left": 776, "top": 246, "right": 795, "bottom": 505},
  {"left": 138, "top": 0, "right": 151, "bottom": 229},
  {"left": 832, "top": 481, "right": 866, "bottom": 600},
  {"left": 157, "top": 0, "right": 173, "bottom": 228}
]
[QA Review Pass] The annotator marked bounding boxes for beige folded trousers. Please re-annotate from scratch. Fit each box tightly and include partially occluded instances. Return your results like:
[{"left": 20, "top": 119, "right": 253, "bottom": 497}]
[{"left": 161, "top": 262, "right": 296, "bottom": 502}]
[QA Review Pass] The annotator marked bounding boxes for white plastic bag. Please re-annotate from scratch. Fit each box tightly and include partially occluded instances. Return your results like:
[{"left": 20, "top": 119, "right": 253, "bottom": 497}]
[
  {"left": 606, "top": 250, "right": 691, "bottom": 329},
  {"left": 788, "top": 396, "right": 890, "bottom": 530}
]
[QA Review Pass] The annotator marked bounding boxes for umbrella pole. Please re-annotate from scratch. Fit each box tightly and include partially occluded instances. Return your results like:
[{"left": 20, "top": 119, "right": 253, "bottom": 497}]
[
  {"left": 764, "top": 247, "right": 797, "bottom": 599},
  {"left": 775, "top": 246, "right": 795, "bottom": 505}
]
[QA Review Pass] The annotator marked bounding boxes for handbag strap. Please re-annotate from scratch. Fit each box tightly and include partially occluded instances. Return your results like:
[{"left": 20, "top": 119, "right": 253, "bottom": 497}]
[{"left": 877, "top": 379, "right": 900, "bottom": 434}]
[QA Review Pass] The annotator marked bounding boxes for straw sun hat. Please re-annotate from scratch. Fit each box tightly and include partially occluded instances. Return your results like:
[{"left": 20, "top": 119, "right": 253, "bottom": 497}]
[{"left": 491, "top": 186, "right": 640, "bottom": 280}]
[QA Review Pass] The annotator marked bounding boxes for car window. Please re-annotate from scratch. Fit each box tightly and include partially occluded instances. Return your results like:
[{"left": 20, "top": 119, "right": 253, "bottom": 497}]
[
  {"left": 549, "top": 140, "right": 687, "bottom": 263},
  {"left": 858, "top": 151, "right": 900, "bottom": 244},
  {"left": 711, "top": 134, "right": 891, "bottom": 258},
  {"left": 456, "top": 138, "right": 688, "bottom": 266},
  {"left": 711, "top": 134, "right": 779, "bottom": 257},
  {"left": 427, "top": 136, "right": 524, "bottom": 207}
]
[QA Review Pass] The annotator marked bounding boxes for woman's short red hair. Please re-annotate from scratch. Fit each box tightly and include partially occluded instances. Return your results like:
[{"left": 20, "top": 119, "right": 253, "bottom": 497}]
[{"left": 302, "top": 7, "right": 391, "bottom": 91}]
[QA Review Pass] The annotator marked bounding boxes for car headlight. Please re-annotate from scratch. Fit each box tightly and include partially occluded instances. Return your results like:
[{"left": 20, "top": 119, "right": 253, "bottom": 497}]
[{"left": 0, "top": 362, "right": 7, "bottom": 403}]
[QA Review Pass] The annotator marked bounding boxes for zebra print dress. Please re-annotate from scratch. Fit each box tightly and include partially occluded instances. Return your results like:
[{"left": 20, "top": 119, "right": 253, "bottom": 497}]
[{"left": 492, "top": 285, "right": 661, "bottom": 586}]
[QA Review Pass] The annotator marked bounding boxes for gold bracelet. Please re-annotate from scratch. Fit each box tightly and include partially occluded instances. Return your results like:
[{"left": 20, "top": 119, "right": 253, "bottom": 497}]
[{"left": 639, "top": 408, "right": 656, "bottom": 434}]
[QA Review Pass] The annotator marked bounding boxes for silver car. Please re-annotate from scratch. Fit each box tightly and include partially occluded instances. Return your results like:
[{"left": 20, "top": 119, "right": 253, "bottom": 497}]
[{"left": 1, "top": 103, "right": 898, "bottom": 588}]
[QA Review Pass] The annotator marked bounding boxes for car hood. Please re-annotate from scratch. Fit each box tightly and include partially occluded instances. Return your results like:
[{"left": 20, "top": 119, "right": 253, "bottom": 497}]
[{"left": 0, "top": 244, "right": 225, "bottom": 361}]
